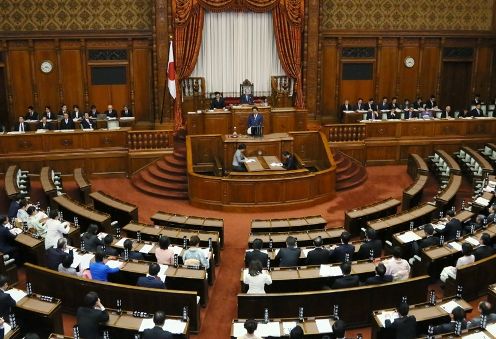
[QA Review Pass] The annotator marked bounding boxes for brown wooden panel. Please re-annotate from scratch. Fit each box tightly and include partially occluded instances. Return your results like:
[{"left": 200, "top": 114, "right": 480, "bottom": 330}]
[
  {"left": 48, "top": 158, "right": 87, "bottom": 173},
  {"left": 8, "top": 49, "right": 33, "bottom": 118},
  {"left": 364, "top": 122, "right": 399, "bottom": 139},
  {"left": 284, "top": 177, "right": 311, "bottom": 201},
  {"left": 398, "top": 45, "right": 420, "bottom": 101},
  {"left": 399, "top": 121, "right": 435, "bottom": 138},
  {"left": 42, "top": 133, "right": 84, "bottom": 151},
  {"left": 341, "top": 80, "right": 374, "bottom": 109},
  {"left": 432, "top": 121, "right": 464, "bottom": 136},
  {"left": 474, "top": 46, "right": 492, "bottom": 100},
  {"left": 189, "top": 177, "right": 222, "bottom": 202},
  {"left": 84, "top": 130, "right": 128, "bottom": 149},
  {"left": 399, "top": 144, "right": 433, "bottom": 161},
  {"left": 366, "top": 145, "right": 398, "bottom": 162},
  {"left": 255, "top": 181, "right": 283, "bottom": 203},
  {"left": 34, "top": 43, "right": 59, "bottom": 112},
  {"left": 378, "top": 46, "right": 398, "bottom": 98},
  {"left": 320, "top": 42, "right": 338, "bottom": 121},
  {"left": 60, "top": 49, "right": 84, "bottom": 109},
  {"left": 186, "top": 113, "right": 204, "bottom": 135},
  {"left": 228, "top": 182, "right": 256, "bottom": 204},
  {"left": 204, "top": 113, "right": 231, "bottom": 135},
  {"left": 88, "top": 155, "right": 128, "bottom": 173},
  {"left": 271, "top": 111, "right": 295, "bottom": 132},
  {"left": 110, "top": 84, "right": 130, "bottom": 113},
  {"left": 132, "top": 47, "right": 152, "bottom": 122},
  {"left": 419, "top": 46, "right": 440, "bottom": 101}
]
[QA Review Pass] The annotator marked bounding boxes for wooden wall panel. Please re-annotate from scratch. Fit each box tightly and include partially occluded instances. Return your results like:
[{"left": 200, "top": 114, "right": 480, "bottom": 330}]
[
  {"left": 377, "top": 45, "right": 398, "bottom": 98},
  {"left": 60, "top": 48, "right": 84, "bottom": 109},
  {"left": 474, "top": 46, "right": 493, "bottom": 100},
  {"left": 398, "top": 45, "right": 420, "bottom": 101},
  {"left": 320, "top": 42, "right": 337, "bottom": 121},
  {"left": 419, "top": 45, "right": 441, "bottom": 101},
  {"left": 34, "top": 42, "right": 59, "bottom": 111},
  {"left": 341, "top": 80, "right": 374, "bottom": 106},
  {"left": 133, "top": 46, "right": 152, "bottom": 122},
  {"left": 8, "top": 48, "right": 33, "bottom": 117}
]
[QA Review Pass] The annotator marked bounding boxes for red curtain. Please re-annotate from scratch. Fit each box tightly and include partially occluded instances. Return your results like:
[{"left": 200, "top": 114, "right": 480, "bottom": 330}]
[{"left": 171, "top": 0, "right": 305, "bottom": 129}]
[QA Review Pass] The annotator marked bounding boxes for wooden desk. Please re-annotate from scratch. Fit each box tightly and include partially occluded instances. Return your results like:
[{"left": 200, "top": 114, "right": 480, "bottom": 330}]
[
  {"left": 40, "top": 167, "right": 58, "bottom": 207},
  {"left": 251, "top": 215, "right": 327, "bottom": 233},
  {"left": 4, "top": 165, "right": 20, "bottom": 199},
  {"left": 237, "top": 275, "right": 430, "bottom": 328},
  {"left": 248, "top": 228, "right": 344, "bottom": 249},
  {"left": 345, "top": 198, "right": 401, "bottom": 236},
  {"left": 245, "top": 156, "right": 285, "bottom": 172},
  {"left": 151, "top": 212, "right": 224, "bottom": 248},
  {"left": 462, "top": 146, "right": 494, "bottom": 174},
  {"left": 73, "top": 168, "right": 91, "bottom": 205},
  {"left": 407, "top": 153, "right": 429, "bottom": 179},
  {"left": 25, "top": 263, "right": 201, "bottom": 333},
  {"left": 435, "top": 175, "right": 462, "bottom": 210},
  {"left": 435, "top": 150, "right": 462, "bottom": 175},
  {"left": 53, "top": 194, "right": 111, "bottom": 233},
  {"left": 402, "top": 174, "right": 428, "bottom": 209},
  {"left": 90, "top": 191, "right": 138, "bottom": 227}
]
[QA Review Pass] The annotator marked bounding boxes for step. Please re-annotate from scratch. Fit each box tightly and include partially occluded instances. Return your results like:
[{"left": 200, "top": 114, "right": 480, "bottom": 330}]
[
  {"left": 148, "top": 165, "right": 188, "bottom": 183},
  {"left": 335, "top": 157, "right": 353, "bottom": 174},
  {"left": 156, "top": 160, "right": 187, "bottom": 175},
  {"left": 336, "top": 167, "right": 368, "bottom": 191},
  {"left": 140, "top": 172, "right": 188, "bottom": 191},
  {"left": 132, "top": 178, "right": 188, "bottom": 199},
  {"left": 336, "top": 164, "right": 361, "bottom": 181},
  {"left": 164, "top": 155, "right": 186, "bottom": 168},
  {"left": 173, "top": 150, "right": 186, "bottom": 161}
]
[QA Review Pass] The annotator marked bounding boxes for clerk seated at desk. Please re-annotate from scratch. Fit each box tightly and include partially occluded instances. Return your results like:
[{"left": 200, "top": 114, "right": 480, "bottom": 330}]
[
  {"left": 120, "top": 238, "right": 144, "bottom": 261},
  {"left": 105, "top": 104, "right": 118, "bottom": 119},
  {"left": 210, "top": 92, "right": 225, "bottom": 109},
  {"left": 137, "top": 262, "right": 166, "bottom": 289},
  {"left": 13, "top": 116, "right": 29, "bottom": 132},
  {"left": 339, "top": 99, "right": 353, "bottom": 122},
  {"left": 121, "top": 104, "right": 133, "bottom": 117},
  {"left": 247, "top": 107, "right": 263, "bottom": 136},
  {"left": 59, "top": 112, "right": 75, "bottom": 130},
  {"left": 240, "top": 89, "right": 254, "bottom": 105},
  {"left": 366, "top": 98, "right": 378, "bottom": 120},
  {"left": 81, "top": 112, "right": 95, "bottom": 130},
  {"left": 232, "top": 143, "right": 247, "bottom": 172},
  {"left": 384, "top": 302, "right": 417, "bottom": 339},
  {"left": 37, "top": 116, "right": 52, "bottom": 130},
  {"left": 282, "top": 151, "right": 297, "bottom": 170}
]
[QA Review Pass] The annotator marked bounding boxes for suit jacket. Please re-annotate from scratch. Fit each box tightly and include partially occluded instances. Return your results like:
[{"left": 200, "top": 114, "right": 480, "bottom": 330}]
[
  {"left": 0, "top": 290, "right": 16, "bottom": 321},
  {"left": 366, "top": 103, "right": 377, "bottom": 111},
  {"left": 37, "top": 122, "right": 53, "bottom": 130},
  {"left": 364, "top": 274, "right": 393, "bottom": 285},
  {"left": 275, "top": 247, "right": 301, "bottom": 267},
  {"left": 331, "top": 275, "right": 359, "bottom": 289},
  {"left": 71, "top": 111, "right": 82, "bottom": 120},
  {"left": 432, "top": 320, "right": 467, "bottom": 335},
  {"left": 46, "top": 247, "right": 70, "bottom": 271},
  {"left": 330, "top": 244, "right": 355, "bottom": 263},
  {"left": 355, "top": 103, "right": 366, "bottom": 111},
  {"left": 404, "top": 110, "right": 419, "bottom": 120},
  {"left": 81, "top": 118, "right": 94, "bottom": 129},
  {"left": 378, "top": 102, "right": 391, "bottom": 111},
  {"left": 81, "top": 233, "right": 103, "bottom": 252},
  {"left": 283, "top": 155, "right": 297, "bottom": 170},
  {"left": 240, "top": 94, "right": 254, "bottom": 105},
  {"left": 13, "top": 122, "right": 29, "bottom": 132},
  {"left": 121, "top": 250, "right": 144, "bottom": 261},
  {"left": 305, "top": 247, "right": 331, "bottom": 265},
  {"left": 468, "top": 108, "right": 482, "bottom": 117},
  {"left": 0, "top": 225, "right": 16, "bottom": 255},
  {"left": 89, "top": 110, "right": 99, "bottom": 119},
  {"left": 385, "top": 315, "right": 417, "bottom": 339},
  {"left": 247, "top": 113, "right": 263, "bottom": 127},
  {"left": 245, "top": 249, "right": 269, "bottom": 267},
  {"left": 105, "top": 246, "right": 118, "bottom": 257},
  {"left": 366, "top": 111, "right": 378, "bottom": 120},
  {"left": 425, "top": 100, "right": 437, "bottom": 109},
  {"left": 442, "top": 110, "right": 454, "bottom": 118},
  {"left": 59, "top": 119, "right": 75, "bottom": 130},
  {"left": 44, "top": 112, "right": 55, "bottom": 120},
  {"left": 210, "top": 98, "right": 226, "bottom": 109},
  {"left": 142, "top": 326, "right": 174, "bottom": 339},
  {"left": 340, "top": 104, "right": 353, "bottom": 121},
  {"left": 437, "top": 218, "right": 461, "bottom": 241},
  {"left": 474, "top": 245, "right": 494, "bottom": 261},
  {"left": 106, "top": 109, "right": 118, "bottom": 118},
  {"left": 419, "top": 236, "right": 440, "bottom": 249},
  {"left": 76, "top": 306, "right": 109, "bottom": 339},
  {"left": 356, "top": 239, "right": 382, "bottom": 260},
  {"left": 413, "top": 101, "right": 424, "bottom": 109},
  {"left": 24, "top": 112, "right": 39, "bottom": 120},
  {"left": 121, "top": 109, "right": 133, "bottom": 117},
  {"left": 137, "top": 275, "right": 166, "bottom": 289}
]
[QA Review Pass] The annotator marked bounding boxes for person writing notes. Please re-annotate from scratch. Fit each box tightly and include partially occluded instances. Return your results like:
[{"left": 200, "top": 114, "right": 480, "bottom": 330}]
[{"left": 232, "top": 143, "right": 247, "bottom": 172}]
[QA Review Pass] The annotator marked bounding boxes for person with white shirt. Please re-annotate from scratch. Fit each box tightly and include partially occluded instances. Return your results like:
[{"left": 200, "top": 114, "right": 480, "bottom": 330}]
[
  {"left": 382, "top": 246, "right": 411, "bottom": 281},
  {"left": 44, "top": 209, "right": 70, "bottom": 249},
  {"left": 16, "top": 200, "right": 29, "bottom": 223},
  {"left": 232, "top": 143, "right": 247, "bottom": 172},
  {"left": 243, "top": 260, "right": 272, "bottom": 294},
  {"left": 26, "top": 206, "right": 47, "bottom": 238},
  {"left": 440, "top": 242, "right": 475, "bottom": 283}
]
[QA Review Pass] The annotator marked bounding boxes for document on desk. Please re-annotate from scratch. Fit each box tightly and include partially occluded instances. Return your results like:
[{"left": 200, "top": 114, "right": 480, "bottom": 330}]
[
  {"left": 282, "top": 321, "right": 297, "bottom": 335},
  {"left": 475, "top": 197, "right": 490, "bottom": 206},
  {"left": 440, "top": 300, "right": 462, "bottom": 314},
  {"left": 465, "top": 237, "right": 480, "bottom": 247},
  {"left": 433, "top": 223, "right": 446, "bottom": 231},
  {"left": 485, "top": 323, "right": 496, "bottom": 336},
  {"left": 106, "top": 260, "right": 122, "bottom": 269},
  {"left": 397, "top": 231, "right": 422, "bottom": 243},
  {"left": 245, "top": 158, "right": 256, "bottom": 163},
  {"left": 6, "top": 288, "right": 27, "bottom": 303},
  {"left": 302, "top": 248, "right": 313, "bottom": 257},
  {"left": 97, "top": 232, "right": 108, "bottom": 240},
  {"left": 158, "top": 264, "right": 168, "bottom": 282},
  {"left": 139, "top": 318, "right": 155, "bottom": 331},
  {"left": 448, "top": 242, "right": 462, "bottom": 252},
  {"left": 164, "top": 319, "right": 187, "bottom": 334},
  {"left": 232, "top": 322, "right": 245, "bottom": 337},
  {"left": 169, "top": 245, "right": 184, "bottom": 256},
  {"left": 255, "top": 322, "right": 281, "bottom": 337},
  {"left": 315, "top": 318, "right": 333, "bottom": 333},
  {"left": 139, "top": 244, "right": 154, "bottom": 254},
  {"left": 376, "top": 311, "right": 399, "bottom": 327},
  {"left": 115, "top": 237, "right": 128, "bottom": 247},
  {"left": 319, "top": 264, "right": 342, "bottom": 277},
  {"left": 462, "top": 332, "right": 492, "bottom": 339},
  {"left": 3, "top": 322, "right": 11, "bottom": 336},
  {"left": 77, "top": 253, "right": 95, "bottom": 270}
]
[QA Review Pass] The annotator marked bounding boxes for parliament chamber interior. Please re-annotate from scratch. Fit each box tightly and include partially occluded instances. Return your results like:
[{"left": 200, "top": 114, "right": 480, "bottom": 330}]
[{"left": 2, "top": 0, "right": 496, "bottom": 338}]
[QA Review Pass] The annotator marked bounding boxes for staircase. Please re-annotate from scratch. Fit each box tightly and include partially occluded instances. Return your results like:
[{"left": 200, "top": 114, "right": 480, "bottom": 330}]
[
  {"left": 132, "top": 142, "right": 189, "bottom": 199},
  {"left": 333, "top": 150, "right": 368, "bottom": 191}
]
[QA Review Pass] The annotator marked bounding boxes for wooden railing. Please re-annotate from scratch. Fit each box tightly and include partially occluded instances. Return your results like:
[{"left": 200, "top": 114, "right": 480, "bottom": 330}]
[
  {"left": 127, "top": 130, "right": 174, "bottom": 150},
  {"left": 323, "top": 124, "right": 366, "bottom": 142}
]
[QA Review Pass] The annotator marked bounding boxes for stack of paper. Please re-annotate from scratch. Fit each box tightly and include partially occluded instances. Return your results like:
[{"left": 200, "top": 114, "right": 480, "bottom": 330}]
[
  {"left": 319, "top": 265, "right": 342, "bottom": 277},
  {"left": 115, "top": 238, "right": 128, "bottom": 247},
  {"left": 106, "top": 260, "right": 122, "bottom": 269},
  {"left": 440, "top": 300, "right": 461, "bottom": 313},
  {"left": 138, "top": 318, "right": 155, "bottom": 331},
  {"left": 282, "top": 321, "right": 297, "bottom": 335},
  {"left": 448, "top": 242, "right": 462, "bottom": 252},
  {"left": 6, "top": 288, "right": 27, "bottom": 303},
  {"left": 462, "top": 332, "right": 492, "bottom": 339},
  {"left": 169, "top": 245, "right": 183, "bottom": 256},
  {"left": 158, "top": 265, "right": 168, "bottom": 282},
  {"left": 485, "top": 323, "right": 496, "bottom": 336},
  {"left": 465, "top": 237, "right": 480, "bottom": 247},
  {"left": 164, "top": 319, "right": 187, "bottom": 334},
  {"left": 302, "top": 248, "right": 313, "bottom": 257},
  {"left": 397, "top": 231, "right": 422, "bottom": 243},
  {"left": 97, "top": 232, "right": 108, "bottom": 240},
  {"left": 376, "top": 311, "right": 399, "bottom": 327},
  {"left": 475, "top": 197, "right": 490, "bottom": 206},
  {"left": 255, "top": 322, "right": 281, "bottom": 337},
  {"left": 232, "top": 322, "right": 245, "bottom": 337},
  {"left": 315, "top": 318, "right": 333, "bottom": 333},
  {"left": 139, "top": 244, "right": 154, "bottom": 254}
]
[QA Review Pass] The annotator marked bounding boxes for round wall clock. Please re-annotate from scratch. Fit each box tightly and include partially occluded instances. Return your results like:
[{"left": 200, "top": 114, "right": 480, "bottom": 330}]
[
  {"left": 40, "top": 60, "right": 54, "bottom": 73},
  {"left": 404, "top": 56, "right": 415, "bottom": 68}
]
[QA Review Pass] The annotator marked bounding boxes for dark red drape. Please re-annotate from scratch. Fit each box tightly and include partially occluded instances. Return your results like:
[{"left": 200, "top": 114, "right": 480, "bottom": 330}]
[{"left": 171, "top": 0, "right": 305, "bottom": 129}]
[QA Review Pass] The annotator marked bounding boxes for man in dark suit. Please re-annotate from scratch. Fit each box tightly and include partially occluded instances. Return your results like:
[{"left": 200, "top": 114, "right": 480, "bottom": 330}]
[
  {"left": 469, "top": 103, "right": 483, "bottom": 117},
  {"left": 142, "top": 311, "right": 173, "bottom": 339},
  {"left": 390, "top": 97, "right": 400, "bottom": 110},
  {"left": 102, "top": 234, "right": 118, "bottom": 257},
  {"left": 441, "top": 105, "right": 454, "bottom": 119},
  {"left": 210, "top": 92, "right": 225, "bottom": 109},
  {"left": 245, "top": 238, "right": 269, "bottom": 267},
  {"left": 469, "top": 301, "right": 496, "bottom": 328},
  {"left": 282, "top": 151, "right": 297, "bottom": 170},
  {"left": 137, "top": 263, "right": 166, "bottom": 289},
  {"left": 354, "top": 98, "right": 366, "bottom": 111},
  {"left": 435, "top": 209, "right": 461, "bottom": 241},
  {"left": 356, "top": 228, "right": 382, "bottom": 260},
  {"left": 72, "top": 105, "right": 82, "bottom": 120},
  {"left": 366, "top": 98, "right": 378, "bottom": 120},
  {"left": 339, "top": 99, "right": 353, "bottom": 122},
  {"left": 13, "top": 116, "right": 29, "bottom": 132},
  {"left": 412, "top": 97, "right": 424, "bottom": 110},
  {"left": 418, "top": 224, "right": 440, "bottom": 249},
  {"left": 121, "top": 105, "right": 133, "bottom": 117},
  {"left": 0, "top": 216, "right": 18, "bottom": 262},
  {"left": 121, "top": 239, "right": 144, "bottom": 261},
  {"left": 464, "top": 214, "right": 485, "bottom": 234},
  {"left": 331, "top": 319, "right": 346, "bottom": 339},
  {"left": 331, "top": 262, "right": 359, "bottom": 289},
  {"left": 105, "top": 104, "right": 118, "bottom": 118},
  {"left": 43, "top": 105, "right": 54, "bottom": 120},
  {"left": 0, "top": 275, "right": 16, "bottom": 321},
  {"left": 46, "top": 238, "right": 72, "bottom": 271},
  {"left": 474, "top": 233, "right": 494, "bottom": 261},
  {"left": 433, "top": 306, "right": 467, "bottom": 335},
  {"left": 364, "top": 263, "right": 393, "bottom": 285},
  {"left": 487, "top": 204, "right": 496, "bottom": 224},
  {"left": 247, "top": 107, "right": 263, "bottom": 136},
  {"left": 24, "top": 106, "right": 39, "bottom": 121},
  {"left": 89, "top": 105, "right": 99, "bottom": 119},
  {"left": 81, "top": 112, "right": 94, "bottom": 130},
  {"left": 425, "top": 95, "right": 437, "bottom": 109},
  {"left": 384, "top": 302, "right": 417, "bottom": 339},
  {"left": 330, "top": 231, "right": 355, "bottom": 263},
  {"left": 404, "top": 107, "right": 419, "bottom": 120},
  {"left": 37, "top": 116, "right": 53, "bottom": 130},
  {"left": 240, "top": 89, "right": 254, "bottom": 105},
  {"left": 76, "top": 291, "right": 109, "bottom": 339},
  {"left": 81, "top": 224, "right": 103, "bottom": 253},
  {"left": 305, "top": 236, "right": 330, "bottom": 265},
  {"left": 378, "top": 97, "right": 390, "bottom": 111},
  {"left": 274, "top": 236, "right": 301, "bottom": 267},
  {"left": 59, "top": 112, "right": 75, "bottom": 130}
]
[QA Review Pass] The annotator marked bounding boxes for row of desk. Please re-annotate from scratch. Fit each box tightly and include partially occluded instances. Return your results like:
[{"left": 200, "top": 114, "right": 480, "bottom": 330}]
[{"left": 345, "top": 198, "right": 401, "bottom": 236}]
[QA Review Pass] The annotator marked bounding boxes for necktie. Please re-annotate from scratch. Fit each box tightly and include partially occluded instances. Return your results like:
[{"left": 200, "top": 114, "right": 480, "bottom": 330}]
[{"left": 20, "top": 124, "right": 23, "bottom": 132}]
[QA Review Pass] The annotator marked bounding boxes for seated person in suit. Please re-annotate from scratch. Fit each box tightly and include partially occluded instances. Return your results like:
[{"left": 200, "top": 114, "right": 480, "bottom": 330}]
[
  {"left": 469, "top": 301, "right": 496, "bottom": 328},
  {"left": 403, "top": 98, "right": 411, "bottom": 109},
  {"left": 364, "top": 263, "right": 393, "bottom": 285},
  {"left": 155, "top": 235, "right": 174, "bottom": 265},
  {"left": 13, "top": 116, "right": 29, "bottom": 132},
  {"left": 245, "top": 238, "right": 269, "bottom": 268},
  {"left": 474, "top": 233, "right": 493, "bottom": 261},
  {"left": 44, "top": 105, "right": 54, "bottom": 120},
  {"left": 121, "top": 238, "right": 144, "bottom": 260},
  {"left": 240, "top": 88, "right": 254, "bottom": 105},
  {"left": 59, "top": 104, "right": 69, "bottom": 118},
  {"left": 76, "top": 291, "right": 109, "bottom": 339},
  {"left": 412, "top": 97, "right": 424, "bottom": 110},
  {"left": 366, "top": 98, "right": 378, "bottom": 120},
  {"left": 7, "top": 195, "right": 21, "bottom": 220},
  {"left": 274, "top": 236, "right": 301, "bottom": 267},
  {"left": 331, "top": 319, "right": 346, "bottom": 339},
  {"left": 59, "top": 112, "right": 75, "bottom": 130},
  {"left": 330, "top": 231, "right": 354, "bottom": 263},
  {"left": 390, "top": 97, "right": 400, "bottom": 110},
  {"left": 425, "top": 95, "right": 437, "bottom": 109},
  {"left": 232, "top": 143, "right": 247, "bottom": 172},
  {"left": 331, "top": 261, "right": 359, "bottom": 289},
  {"left": 72, "top": 105, "right": 82, "bottom": 120},
  {"left": 105, "top": 104, "right": 118, "bottom": 119},
  {"left": 487, "top": 204, "right": 496, "bottom": 224},
  {"left": 243, "top": 259, "right": 272, "bottom": 294},
  {"left": 339, "top": 99, "right": 353, "bottom": 122},
  {"left": 404, "top": 107, "right": 418, "bottom": 120},
  {"left": 239, "top": 319, "right": 260, "bottom": 339},
  {"left": 210, "top": 92, "right": 226, "bottom": 109},
  {"left": 305, "top": 236, "right": 330, "bottom": 265},
  {"left": 81, "top": 224, "right": 103, "bottom": 252},
  {"left": 435, "top": 209, "right": 461, "bottom": 241},
  {"left": 440, "top": 242, "right": 474, "bottom": 283},
  {"left": 356, "top": 228, "right": 382, "bottom": 260},
  {"left": 282, "top": 151, "right": 297, "bottom": 170},
  {"left": 0, "top": 216, "right": 18, "bottom": 263},
  {"left": 378, "top": 97, "right": 390, "bottom": 111},
  {"left": 355, "top": 97, "right": 366, "bottom": 111},
  {"left": 433, "top": 306, "right": 467, "bottom": 335},
  {"left": 121, "top": 104, "right": 133, "bottom": 117},
  {"left": 0, "top": 275, "right": 16, "bottom": 321},
  {"left": 464, "top": 214, "right": 485, "bottom": 234},
  {"left": 469, "top": 103, "right": 483, "bottom": 117},
  {"left": 81, "top": 112, "right": 94, "bottom": 130},
  {"left": 89, "top": 105, "right": 99, "bottom": 119},
  {"left": 384, "top": 302, "right": 417, "bottom": 339},
  {"left": 24, "top": 106, "right": 39, "bottom": 121},
  {"left": 472, "top": 94, "right": 482, "bottom": 105},
  {"left": 142, "top": 311, "right": 173, "bottom": 339},
  {"left": 247, "top": 107, "right": 263, "bottom": 136},
  {"left": 442, "top": 105, "right": 454, "bottom": 119},
  {"left": 89, "top": 249, "right": 121, "bottom": 282},
  {"left": 417, "top": 224, "right": 440, "bottom": 250},
  {"left": 137, "top": 262, "right": 166, "bottom": 289},
  {"left": 102, "top": 234, "right": 119, "bottom": 257},
  {"left": 58, "top": 253, "right": 80, "bottom": 276},
  {"left": 46, "top": 238, "right": 71, "bottom": 270},
  {"left": 183, "top": 235, "right": 209, "bottom": 269},
  {"left": 382, "top": 246, "right": 410, "bottom": 281},
  {"left": 37, "top": 116, "right": 52, "bottom": 130}
]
